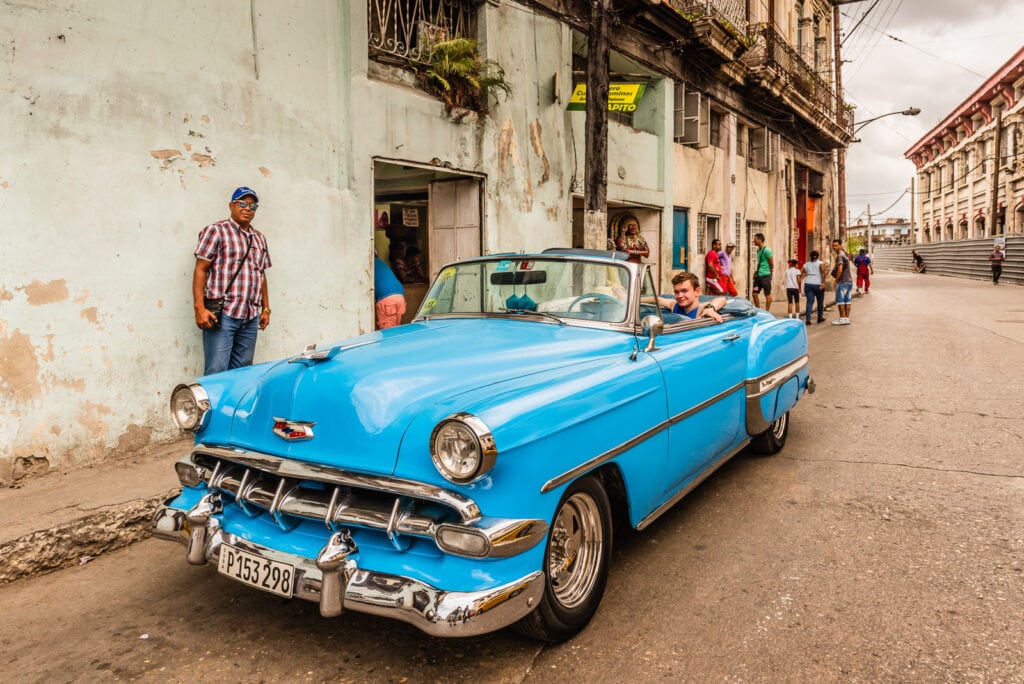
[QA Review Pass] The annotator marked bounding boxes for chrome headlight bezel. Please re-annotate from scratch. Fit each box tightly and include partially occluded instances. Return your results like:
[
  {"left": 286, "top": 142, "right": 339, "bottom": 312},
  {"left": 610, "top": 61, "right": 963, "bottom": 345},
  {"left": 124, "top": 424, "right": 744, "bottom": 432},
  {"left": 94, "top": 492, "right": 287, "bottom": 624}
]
[
  {"left": 170, "top": 383, "right": 211, "bottom": 433},
  {"left": 429, "top": 412, "right": 498, "bottom": 485}
]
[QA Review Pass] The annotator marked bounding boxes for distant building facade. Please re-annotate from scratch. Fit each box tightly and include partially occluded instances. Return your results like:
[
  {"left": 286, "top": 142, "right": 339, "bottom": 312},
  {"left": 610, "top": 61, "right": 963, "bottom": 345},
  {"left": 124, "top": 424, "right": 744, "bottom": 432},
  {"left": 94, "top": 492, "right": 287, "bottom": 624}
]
[
  {"left": 906, "top": 47, "right": 1024, "bottom": 243},
  {"left": 847, "top": 217, "right": 912, "bottom": 245}
]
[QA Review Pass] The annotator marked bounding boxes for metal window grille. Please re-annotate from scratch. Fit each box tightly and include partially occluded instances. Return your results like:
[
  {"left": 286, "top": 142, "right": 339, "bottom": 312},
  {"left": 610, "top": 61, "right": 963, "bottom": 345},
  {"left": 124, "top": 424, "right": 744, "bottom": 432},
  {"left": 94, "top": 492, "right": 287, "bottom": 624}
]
[{"left": 368, "top": 0, "right": 477, "bottom": 67}]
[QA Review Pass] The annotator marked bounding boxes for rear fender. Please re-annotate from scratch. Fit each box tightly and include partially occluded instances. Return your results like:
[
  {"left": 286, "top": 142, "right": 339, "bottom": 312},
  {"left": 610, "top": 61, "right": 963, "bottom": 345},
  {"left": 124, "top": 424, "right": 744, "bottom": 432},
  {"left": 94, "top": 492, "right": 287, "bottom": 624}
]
[{"left": 745, "top": 318, "right": 810, "bottom": 435}]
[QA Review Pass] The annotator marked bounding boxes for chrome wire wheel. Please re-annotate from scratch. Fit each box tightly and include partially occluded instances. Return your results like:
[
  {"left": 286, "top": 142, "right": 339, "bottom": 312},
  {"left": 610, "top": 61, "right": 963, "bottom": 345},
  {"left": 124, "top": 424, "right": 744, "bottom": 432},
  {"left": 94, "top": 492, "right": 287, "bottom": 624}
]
[
  {"left": 548, "top": 491, "right": 604, "bottom": 610},
  {"left": 770, "top": 412, "right": 788, "bottom": 441}
]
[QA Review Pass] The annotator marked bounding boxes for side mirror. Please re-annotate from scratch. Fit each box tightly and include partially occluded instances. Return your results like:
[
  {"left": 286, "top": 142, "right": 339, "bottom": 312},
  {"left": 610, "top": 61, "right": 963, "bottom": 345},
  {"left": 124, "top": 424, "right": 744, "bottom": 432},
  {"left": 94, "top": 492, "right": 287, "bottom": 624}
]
[{"left": 642, "top": 314, "right": 663, "bottom": 352}]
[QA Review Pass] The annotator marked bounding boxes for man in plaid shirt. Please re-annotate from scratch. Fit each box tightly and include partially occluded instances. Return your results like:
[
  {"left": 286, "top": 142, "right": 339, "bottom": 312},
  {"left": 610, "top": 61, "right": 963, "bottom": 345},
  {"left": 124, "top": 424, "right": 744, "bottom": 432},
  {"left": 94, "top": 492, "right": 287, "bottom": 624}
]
[{"left": 192, "top": 186, "right": 272, "bottom": 375}]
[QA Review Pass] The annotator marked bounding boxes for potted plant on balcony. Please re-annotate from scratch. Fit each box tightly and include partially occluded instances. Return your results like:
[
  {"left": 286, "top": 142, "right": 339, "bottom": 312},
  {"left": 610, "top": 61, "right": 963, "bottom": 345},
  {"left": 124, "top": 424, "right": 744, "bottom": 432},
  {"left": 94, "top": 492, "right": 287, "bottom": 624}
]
[{"left": 415, "top": 38, "right": 512, "bottom": 118}]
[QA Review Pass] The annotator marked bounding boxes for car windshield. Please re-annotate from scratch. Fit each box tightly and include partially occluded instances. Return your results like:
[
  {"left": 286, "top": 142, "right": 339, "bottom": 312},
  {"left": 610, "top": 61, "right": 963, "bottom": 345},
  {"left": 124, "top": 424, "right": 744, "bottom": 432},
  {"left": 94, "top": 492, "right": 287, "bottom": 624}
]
[{"left": 418, "top": 257, "right": 632, "bottom": 323}]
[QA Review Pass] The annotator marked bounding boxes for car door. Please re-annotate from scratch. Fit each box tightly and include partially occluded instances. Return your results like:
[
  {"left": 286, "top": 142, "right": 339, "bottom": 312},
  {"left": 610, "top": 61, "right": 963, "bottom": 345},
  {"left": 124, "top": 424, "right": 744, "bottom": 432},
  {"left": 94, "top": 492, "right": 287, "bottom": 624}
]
[{"left": 645, "top": 316, "right": 750, "bottom": 501}]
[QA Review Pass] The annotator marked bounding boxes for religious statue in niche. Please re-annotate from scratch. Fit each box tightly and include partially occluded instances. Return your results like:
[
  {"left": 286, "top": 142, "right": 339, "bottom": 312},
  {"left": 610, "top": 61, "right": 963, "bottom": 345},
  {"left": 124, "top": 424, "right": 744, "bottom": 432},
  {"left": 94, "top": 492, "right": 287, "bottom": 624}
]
[{"left": 611, "top": 212, "right": 649, "bottom": 263}]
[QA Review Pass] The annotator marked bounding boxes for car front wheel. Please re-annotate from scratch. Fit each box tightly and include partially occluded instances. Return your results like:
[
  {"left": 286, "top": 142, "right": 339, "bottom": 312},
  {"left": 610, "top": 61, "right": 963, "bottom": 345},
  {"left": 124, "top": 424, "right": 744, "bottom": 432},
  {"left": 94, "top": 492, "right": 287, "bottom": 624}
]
[
  {"left": 513, "top": 475, "right": 612, "bottom": 642},
  {"left": 750, "top": 410, "right": 789, "bottom": 455}
]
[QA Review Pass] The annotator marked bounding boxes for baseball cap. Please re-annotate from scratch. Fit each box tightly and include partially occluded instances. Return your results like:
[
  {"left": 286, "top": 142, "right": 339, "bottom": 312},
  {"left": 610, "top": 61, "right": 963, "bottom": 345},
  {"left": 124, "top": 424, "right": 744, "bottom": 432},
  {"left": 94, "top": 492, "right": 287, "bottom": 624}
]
[
  {"left": 726, "top": 242, "right": 735, "bottom": 247},
  {"left": 231, "top": 186, "right": 259, "bottom": 202}
]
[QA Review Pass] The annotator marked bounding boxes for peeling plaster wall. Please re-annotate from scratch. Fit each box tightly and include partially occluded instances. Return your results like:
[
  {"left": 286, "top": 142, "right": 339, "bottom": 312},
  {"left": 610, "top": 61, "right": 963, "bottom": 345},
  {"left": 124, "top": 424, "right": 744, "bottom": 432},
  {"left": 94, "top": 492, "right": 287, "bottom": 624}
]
[
  {"left": 0, "top": 1, "right": 614, "bottom": 483},
  {"left": 0, "top": 1, "right": 352, "bottom": 483}
]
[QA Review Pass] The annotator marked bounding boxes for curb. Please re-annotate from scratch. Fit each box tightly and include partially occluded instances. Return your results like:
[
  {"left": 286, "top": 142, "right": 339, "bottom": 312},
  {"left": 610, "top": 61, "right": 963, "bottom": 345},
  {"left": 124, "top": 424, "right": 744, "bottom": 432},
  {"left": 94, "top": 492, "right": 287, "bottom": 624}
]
[
  {"left": 0, "top": 438, "right": 187, "bottom": 584},
  {"left": 0, "top": 490, "right": 177, "bottom": 584}
]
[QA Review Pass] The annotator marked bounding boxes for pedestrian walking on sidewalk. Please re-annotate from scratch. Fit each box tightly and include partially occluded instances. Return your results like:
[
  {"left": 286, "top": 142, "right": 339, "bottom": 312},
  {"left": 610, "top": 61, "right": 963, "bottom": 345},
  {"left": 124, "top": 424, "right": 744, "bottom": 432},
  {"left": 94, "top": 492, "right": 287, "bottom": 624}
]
[
  {"left": 831, "top": 239, "right": 853, "bottom": 326},
  {"left": 990, "top": 243, "right": 1006, "bottom": 285},
  {"left": 853, "top": 248, "right": 873, "bottom": 294},
  {"left": 192, "top": 186, "right": 272, "bottom": 375},
  {"left": 801, "top": 250, "right": 826, "bottom": 324}
]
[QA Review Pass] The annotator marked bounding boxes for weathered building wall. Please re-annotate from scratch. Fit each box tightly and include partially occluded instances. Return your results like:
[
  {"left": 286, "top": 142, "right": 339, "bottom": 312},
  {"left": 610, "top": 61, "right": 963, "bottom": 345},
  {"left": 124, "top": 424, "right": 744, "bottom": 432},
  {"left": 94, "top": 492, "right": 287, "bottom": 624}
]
[
  {"left": 0, "top": 1, "right": 580, "bottom": 483},
  {"left": 0, "top": 2, "right": 361, "bottom": 482}
]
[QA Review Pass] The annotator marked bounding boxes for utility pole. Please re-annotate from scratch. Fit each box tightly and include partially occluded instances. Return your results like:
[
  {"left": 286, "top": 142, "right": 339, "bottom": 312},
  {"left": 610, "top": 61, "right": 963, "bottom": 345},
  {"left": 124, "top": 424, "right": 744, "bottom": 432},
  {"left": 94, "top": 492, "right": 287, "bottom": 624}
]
[
  {"left": 833, "top": 4, "right": 848, "bottom": 243},
  {"left": 866, "top": 203, "right": 872, "bottom": 255},
  {"left": 582, "top": 0, "right": 611, "bottom": 250},
  {"left": 989, "top": 107, "right": 1002, "bottom": 236}
]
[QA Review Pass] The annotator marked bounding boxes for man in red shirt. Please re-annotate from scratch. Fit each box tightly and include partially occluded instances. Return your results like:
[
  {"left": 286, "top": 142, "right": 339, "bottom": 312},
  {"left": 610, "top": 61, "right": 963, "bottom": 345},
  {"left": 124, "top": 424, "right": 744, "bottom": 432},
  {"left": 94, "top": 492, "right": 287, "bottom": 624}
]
[{"left": 705, "top": 238, "right": 725, "bottom": 295}]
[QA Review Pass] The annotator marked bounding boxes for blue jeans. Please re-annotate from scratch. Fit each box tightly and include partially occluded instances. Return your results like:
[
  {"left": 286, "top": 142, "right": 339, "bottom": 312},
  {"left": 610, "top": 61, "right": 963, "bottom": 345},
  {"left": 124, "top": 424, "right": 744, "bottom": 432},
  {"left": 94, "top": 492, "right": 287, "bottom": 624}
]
[
  {"left": 804, "top": 283, "right": 824, "bottom": 321},
  {"left": 835, "top": 281, "right": 853, "bottom": 305},
  {"left": 202, "top": 314, "right": 259, "bottom": 375}
]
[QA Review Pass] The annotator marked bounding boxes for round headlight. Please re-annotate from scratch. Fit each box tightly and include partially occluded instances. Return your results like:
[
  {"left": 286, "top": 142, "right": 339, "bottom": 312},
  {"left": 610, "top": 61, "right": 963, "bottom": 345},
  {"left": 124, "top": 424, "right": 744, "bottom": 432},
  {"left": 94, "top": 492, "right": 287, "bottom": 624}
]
[
  {"left": 430, "top": 413, "right": 497, "bottom": 484},
  {"left": 170, "top": 383, "right": 210, "bottom": 433}
]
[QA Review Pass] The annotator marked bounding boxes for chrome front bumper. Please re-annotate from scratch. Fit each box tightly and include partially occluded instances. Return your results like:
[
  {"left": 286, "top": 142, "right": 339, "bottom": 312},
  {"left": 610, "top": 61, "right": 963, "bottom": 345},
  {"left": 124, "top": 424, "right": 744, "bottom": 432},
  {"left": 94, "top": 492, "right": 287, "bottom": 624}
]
[{"left": 153, "top": 500, "right": 545, "bottom": 637}]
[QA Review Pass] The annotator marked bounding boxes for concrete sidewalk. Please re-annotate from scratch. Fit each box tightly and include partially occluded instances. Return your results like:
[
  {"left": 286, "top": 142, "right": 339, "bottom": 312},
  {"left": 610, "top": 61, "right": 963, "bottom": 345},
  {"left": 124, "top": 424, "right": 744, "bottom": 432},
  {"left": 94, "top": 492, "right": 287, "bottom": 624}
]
[{"left": 0, "top": 439, "right": 187, "bottom": 583}]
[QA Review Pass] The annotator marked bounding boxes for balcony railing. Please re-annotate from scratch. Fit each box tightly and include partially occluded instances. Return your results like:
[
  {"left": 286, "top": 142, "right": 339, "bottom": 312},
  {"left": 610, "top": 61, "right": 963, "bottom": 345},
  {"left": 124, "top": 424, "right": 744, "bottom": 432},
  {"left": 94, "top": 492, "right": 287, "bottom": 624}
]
[
  {"left": 667, "top": 0, "right": 748, "bottom": 41},
  {"left": 742, "top": 23, "right": 841, "bottom": 127},
  {"left": 368, "top": 0, "right": 477, "bottom": 67}
]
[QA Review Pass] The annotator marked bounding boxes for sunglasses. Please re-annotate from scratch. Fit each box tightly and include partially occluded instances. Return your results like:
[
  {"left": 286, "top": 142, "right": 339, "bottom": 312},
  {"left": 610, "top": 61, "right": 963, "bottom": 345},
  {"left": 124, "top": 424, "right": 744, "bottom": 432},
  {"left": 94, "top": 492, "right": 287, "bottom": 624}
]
[{"left": 235, "top": 201, "right": 259, "bottom": 210}]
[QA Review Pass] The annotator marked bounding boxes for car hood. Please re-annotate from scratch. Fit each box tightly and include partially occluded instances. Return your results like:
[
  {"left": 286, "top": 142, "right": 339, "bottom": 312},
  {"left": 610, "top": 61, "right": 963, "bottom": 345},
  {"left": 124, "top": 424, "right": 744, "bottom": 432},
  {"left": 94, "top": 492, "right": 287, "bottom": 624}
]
[{"left": 219, "top": 319, "right": 633, "bottom": 474}]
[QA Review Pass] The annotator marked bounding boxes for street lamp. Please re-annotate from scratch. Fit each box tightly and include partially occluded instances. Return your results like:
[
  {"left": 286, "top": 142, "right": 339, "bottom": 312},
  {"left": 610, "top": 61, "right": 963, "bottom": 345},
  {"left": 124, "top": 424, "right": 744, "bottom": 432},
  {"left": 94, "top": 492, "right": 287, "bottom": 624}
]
[
  {"left": 838, "top": 107, "right": 921, "bottom": 242},
  {"left": 853, "top": 107, "right": 921, "bottom": 133}
]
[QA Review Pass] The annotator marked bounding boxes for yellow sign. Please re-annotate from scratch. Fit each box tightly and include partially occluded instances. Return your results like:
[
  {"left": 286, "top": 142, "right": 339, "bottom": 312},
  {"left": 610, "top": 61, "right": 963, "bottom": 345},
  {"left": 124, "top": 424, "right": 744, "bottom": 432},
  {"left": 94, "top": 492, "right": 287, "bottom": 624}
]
[{"left": 567, "top": 83, "right": 647, "bottom": 111}]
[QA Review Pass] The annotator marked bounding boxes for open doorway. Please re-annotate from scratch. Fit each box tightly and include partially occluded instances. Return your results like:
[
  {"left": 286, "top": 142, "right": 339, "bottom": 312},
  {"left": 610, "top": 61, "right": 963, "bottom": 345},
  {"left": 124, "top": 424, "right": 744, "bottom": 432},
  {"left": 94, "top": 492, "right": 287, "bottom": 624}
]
[
  {"left": 570, "top": 198, "right": 663, "bottom": 286},
  {"left": 373, "top": 160, "right": 483, "bottom": 322}
]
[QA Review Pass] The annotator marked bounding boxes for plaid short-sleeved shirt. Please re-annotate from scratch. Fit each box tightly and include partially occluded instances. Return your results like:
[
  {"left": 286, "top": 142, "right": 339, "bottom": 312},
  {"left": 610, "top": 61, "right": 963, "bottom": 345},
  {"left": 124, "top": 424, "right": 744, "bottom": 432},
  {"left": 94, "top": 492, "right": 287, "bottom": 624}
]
[{"left": 195, "top": 218, "right": 272, "bottom": 321}]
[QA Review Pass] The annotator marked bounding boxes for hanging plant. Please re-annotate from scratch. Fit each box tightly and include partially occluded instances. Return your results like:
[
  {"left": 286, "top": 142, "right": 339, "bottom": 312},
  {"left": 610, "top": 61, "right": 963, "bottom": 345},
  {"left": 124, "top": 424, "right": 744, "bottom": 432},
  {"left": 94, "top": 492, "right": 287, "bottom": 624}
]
[{"left": 415, "top": 38, "right": 512, "bottom": 115}]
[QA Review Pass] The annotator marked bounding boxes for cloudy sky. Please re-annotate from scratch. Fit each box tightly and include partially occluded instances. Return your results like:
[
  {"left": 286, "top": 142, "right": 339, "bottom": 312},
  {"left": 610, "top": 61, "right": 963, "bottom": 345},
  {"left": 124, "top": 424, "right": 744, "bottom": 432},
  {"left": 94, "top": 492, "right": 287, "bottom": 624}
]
[{"left": 839, "top": 0, "right": 1024, "bottom": 225}]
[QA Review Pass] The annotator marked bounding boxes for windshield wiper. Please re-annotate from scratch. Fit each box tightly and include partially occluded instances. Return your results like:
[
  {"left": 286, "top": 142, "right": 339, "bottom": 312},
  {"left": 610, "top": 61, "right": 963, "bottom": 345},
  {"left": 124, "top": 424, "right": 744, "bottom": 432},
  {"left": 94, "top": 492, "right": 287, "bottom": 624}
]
[{"left": 499, "top": 307, "right": 566, "bottom": 325}]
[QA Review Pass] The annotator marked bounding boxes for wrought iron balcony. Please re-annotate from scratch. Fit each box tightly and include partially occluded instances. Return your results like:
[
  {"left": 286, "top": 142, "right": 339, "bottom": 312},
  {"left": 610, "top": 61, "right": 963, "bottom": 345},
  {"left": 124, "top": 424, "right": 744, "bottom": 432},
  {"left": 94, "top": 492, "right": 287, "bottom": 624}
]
[
  {"left": 368, "top": 0, "right": 477, "bottom": 67},
  {"left": 742, "top": 23, "right": 850, "bottom": 139},
  {"left": 667, "top": 0, "right": 748, "bottom": 41}
]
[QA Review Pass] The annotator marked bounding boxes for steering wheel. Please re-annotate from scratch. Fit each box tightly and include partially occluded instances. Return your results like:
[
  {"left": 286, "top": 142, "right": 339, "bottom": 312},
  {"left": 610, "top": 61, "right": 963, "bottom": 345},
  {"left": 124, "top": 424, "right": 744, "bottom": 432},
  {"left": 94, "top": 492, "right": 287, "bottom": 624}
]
[{"left": 568, "top": 293, "right": 622, "bottom": 320}]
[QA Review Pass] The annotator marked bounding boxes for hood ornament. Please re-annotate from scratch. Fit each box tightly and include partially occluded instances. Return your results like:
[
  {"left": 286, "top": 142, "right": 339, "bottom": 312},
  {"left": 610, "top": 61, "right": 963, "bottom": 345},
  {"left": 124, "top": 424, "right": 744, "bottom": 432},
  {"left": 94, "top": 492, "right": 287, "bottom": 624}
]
[{"left": 273, "top": 417, "right": 316, "bottom": 441}]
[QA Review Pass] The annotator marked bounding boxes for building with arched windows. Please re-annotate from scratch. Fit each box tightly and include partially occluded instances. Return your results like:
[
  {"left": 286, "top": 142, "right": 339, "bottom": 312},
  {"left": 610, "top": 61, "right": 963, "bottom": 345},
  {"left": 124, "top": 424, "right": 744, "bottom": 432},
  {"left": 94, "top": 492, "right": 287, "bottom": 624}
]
[{"left": 906, "top": 47, "right": 1024, "bottom": 243}]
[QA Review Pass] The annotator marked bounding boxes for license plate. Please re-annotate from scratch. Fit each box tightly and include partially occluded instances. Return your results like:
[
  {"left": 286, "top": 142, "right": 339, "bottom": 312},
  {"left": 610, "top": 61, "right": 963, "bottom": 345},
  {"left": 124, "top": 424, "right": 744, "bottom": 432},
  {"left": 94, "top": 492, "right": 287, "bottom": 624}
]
[{"left": 217, "top": 543, "right": 295, "bottom": 598}]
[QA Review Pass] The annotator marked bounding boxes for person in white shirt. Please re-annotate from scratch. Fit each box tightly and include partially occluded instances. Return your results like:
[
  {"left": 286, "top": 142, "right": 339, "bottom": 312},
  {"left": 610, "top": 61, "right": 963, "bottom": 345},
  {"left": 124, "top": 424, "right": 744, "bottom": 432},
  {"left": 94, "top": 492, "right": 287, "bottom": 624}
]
[
  {"left": 800, "top": 250, "right": 826, "bottom": 324},
  {"left": 784, "top": 259, "right": 801, "bottom": 319}
]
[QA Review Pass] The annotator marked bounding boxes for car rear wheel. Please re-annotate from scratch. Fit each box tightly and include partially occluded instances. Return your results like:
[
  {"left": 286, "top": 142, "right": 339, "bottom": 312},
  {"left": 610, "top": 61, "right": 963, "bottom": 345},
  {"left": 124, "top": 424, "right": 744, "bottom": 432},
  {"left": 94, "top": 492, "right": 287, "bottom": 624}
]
[
  {"left": 513, "top": 475, "right": 612, "bottom": 642},
  {"left": 750, "top": 410, "right": 789, "bottom": 455}
]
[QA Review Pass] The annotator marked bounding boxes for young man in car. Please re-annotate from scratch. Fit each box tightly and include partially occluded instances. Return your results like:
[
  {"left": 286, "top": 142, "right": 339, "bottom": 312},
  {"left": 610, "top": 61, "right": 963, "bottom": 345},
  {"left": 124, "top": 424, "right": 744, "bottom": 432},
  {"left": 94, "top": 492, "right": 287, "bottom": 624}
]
[{"left": 655, "top": 271, "right": 728, "bottom": 323}]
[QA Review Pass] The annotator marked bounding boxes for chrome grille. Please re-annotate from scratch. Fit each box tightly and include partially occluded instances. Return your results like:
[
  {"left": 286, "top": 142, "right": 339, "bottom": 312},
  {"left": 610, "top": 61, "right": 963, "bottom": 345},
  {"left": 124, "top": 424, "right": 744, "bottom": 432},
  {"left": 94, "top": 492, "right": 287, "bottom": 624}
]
[{"left": 191, "top": 447, "right": 476, "bottom": 544}]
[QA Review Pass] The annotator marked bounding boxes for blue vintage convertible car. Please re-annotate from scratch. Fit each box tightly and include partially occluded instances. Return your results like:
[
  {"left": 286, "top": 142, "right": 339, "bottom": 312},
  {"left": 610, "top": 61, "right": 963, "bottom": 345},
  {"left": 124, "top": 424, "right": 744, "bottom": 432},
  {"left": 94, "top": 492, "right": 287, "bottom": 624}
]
[{"left": 155, "top": 249, "right": 813, "bottom": 642}]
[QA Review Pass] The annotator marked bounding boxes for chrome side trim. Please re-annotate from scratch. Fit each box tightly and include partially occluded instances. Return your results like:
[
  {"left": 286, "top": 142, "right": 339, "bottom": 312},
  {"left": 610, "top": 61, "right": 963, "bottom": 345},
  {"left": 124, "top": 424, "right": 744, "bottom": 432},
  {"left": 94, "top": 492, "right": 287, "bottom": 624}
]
[
  {"left": 745, "top": 355, "right": 809, "bottom": 435},
  {"left": 636, "top": 440, "right": 750, "bottom": 531},
  {"left": 193, "top": 444, "right": 482, "bottom": 523},
  {"left": 153, "top": 508, "right": 545, "bottom": 637},
  {"left": 541, "top": 380, "right": 746, "bottom": 493}
]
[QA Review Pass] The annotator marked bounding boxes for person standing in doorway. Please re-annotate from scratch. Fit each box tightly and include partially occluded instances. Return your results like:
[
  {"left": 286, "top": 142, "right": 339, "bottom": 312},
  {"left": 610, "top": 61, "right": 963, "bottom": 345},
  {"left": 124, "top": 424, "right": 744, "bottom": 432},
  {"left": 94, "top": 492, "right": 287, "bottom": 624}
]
[
  {"left": 718, "top": 242, "right": 739, "bottom": 296},
  {"left": 193, "top": 186, "right": 272, "bottom": 376},
  {"left": 831, "top": 239, "right": 853, "bottom": 325},
  {"left": 801, "top": 249, "right": 826, "bottom": 324},
  {"left": 853, "top": 247, "right": 874, "bottom": 294},
  {"left": 989, "top": 243, "right": 1006, "bottom": 284},
  {"left": 374, "top": 252, "right": 406, "bottom": 329},
  {"left": 615, "top": 214, "right": 649, "bottom": 264},
  {"left": 751, "top": 233, "right": 773, "bottom": 311}
]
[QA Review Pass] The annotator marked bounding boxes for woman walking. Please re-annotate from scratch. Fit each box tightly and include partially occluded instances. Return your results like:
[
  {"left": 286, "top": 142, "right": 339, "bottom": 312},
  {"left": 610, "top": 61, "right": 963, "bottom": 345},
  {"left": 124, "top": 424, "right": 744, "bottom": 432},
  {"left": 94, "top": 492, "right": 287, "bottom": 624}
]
[{"left": 801, "top": 250, "right": 826, "bottom": 324}]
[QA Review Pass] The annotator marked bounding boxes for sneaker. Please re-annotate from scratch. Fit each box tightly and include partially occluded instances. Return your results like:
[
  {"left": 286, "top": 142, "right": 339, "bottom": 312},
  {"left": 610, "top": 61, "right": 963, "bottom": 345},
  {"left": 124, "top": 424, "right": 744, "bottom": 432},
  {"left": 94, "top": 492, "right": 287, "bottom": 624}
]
[
  {"left": 832, "top": 319, "right": 843, "bottom": 325},
  {"left": 840, "top": 318, "right": 851, "bottom": 325}
]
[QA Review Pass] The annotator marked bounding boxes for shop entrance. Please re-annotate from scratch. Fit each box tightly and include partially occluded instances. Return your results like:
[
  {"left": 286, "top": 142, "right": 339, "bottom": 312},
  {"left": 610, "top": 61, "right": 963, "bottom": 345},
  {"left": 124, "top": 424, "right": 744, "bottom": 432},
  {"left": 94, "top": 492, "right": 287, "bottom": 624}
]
[{"left": 373, "top": 160, "right": 483, "bottom": 322}]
